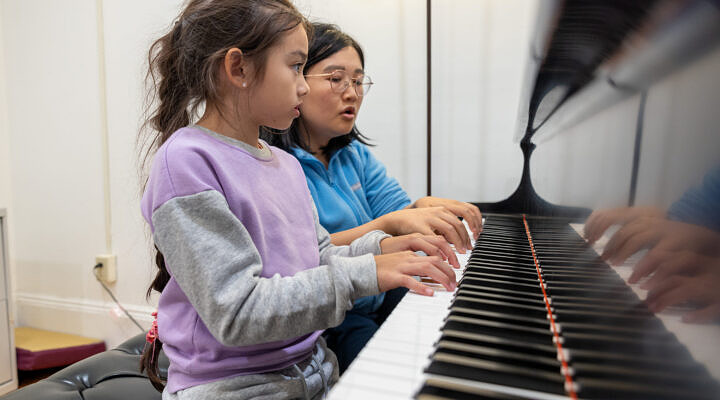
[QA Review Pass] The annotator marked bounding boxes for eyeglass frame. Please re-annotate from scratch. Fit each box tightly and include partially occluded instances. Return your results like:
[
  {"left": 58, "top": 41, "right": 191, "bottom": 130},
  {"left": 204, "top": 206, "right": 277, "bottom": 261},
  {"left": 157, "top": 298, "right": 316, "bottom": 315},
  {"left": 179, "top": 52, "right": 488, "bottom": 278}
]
[{"left": 303, "top": 70, "right": 373, "bottom": 97}]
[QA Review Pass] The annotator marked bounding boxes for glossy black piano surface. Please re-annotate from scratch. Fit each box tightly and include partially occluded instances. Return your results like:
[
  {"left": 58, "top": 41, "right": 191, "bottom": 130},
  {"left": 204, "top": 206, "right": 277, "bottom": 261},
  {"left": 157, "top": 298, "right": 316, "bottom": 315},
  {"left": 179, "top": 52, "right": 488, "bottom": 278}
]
[{"left": 417, "top": 214, "right": 720, "bottom": 400}]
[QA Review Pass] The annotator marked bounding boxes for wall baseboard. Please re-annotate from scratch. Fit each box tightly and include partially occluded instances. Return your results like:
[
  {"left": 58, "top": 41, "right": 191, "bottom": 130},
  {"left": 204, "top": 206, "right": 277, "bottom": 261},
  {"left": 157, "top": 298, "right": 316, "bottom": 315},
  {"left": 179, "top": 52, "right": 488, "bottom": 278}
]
[{"left": 15, "top": 292, "right": 154, "bottom": 348}]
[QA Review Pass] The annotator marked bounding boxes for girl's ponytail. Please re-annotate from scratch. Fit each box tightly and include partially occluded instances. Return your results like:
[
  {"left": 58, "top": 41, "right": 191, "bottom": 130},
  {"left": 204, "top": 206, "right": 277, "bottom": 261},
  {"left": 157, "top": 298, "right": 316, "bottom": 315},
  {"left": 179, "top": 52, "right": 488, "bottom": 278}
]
[{"left": 139, "top": 247, "right": 169, "bottom": 391}]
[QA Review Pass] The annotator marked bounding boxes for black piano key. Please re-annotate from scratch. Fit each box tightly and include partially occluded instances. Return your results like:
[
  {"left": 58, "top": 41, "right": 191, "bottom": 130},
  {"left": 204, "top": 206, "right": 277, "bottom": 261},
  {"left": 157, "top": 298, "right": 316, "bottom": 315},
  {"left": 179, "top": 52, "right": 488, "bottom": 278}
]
[
  {"left": 435, "top": 340, "right": 561, "bottom": 373},
  {"left": 448, "top": 307, "right": 550, "bottom": 332},
  {"left": 449, "top": 298, "right": 549, "bottom": 320},
  {"left": 438, "top": 331, "right": 558, "bottom": 359},
  {"left": 571, "top": 360, "right": 716, "bottom": 387},
  {"left": 575, "top": 375, "right": 720, "bottom": 400},
  {"left": 416, "top": 381, "right": 534, "bottom": 400},
  {"left": 442, "top": 316, "right": 553, "bottom": 346},
  {"left": 425, "top": 354, "right": 566, "bottom": 396},
  {"left": 458, "top": 284, "right": 545, "bottom": 302},
  {"left": 459, "top": 276, "right": 542, "bottom": 293},
  {"left": 561, "top": 330, "right": 692, "bottom": 359},
  {"left": 454, "top": 288, "right": 547, "bottom": 308}
]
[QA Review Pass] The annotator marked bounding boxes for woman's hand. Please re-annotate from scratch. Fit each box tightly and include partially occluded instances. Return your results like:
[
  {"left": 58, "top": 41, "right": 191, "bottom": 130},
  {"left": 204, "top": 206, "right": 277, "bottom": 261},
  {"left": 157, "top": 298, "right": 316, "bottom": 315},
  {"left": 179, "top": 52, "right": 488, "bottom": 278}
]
[
  {"left": 379, "top": 233, "right": 460, "bottom": 268},
  {"left": 374, "top": 251, "right": 456, "bottom": 296},
  {"left": 412, "top": 196, "right": 483, "bottom": 239},
  {"left": 378, "top": 207, "right": 473, "bottom": 253},
  {"left": 583, "top": 206, "right": 664, "bottom": 245}
]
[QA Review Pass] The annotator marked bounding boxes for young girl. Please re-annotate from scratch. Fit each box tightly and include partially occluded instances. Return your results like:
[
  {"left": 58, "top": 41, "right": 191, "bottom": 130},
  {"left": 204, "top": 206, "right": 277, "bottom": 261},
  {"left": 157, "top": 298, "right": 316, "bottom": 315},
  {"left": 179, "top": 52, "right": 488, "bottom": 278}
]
[
  {"left": 138, "top": 1, "right": 456, "bottom": 399},
  {"left": 263, "top": 23, "right": 483, "bottom": 372}
]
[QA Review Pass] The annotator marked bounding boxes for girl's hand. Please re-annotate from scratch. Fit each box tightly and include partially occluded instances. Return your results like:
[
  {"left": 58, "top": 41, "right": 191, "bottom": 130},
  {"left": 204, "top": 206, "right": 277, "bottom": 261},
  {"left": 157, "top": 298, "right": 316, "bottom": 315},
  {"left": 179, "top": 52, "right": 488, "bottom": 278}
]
[
  {"left": 583, "top": 206, "right": 664, "bottom": 244},
  {"left": 379, "top": 207, "right": 473, "bottom": 253},
  {"left": 379, "top": 233, "right": 460, "bottom": 268},
  {"left": 374, "top": 251, "right": 456, "bottom": 296},
  {"left": 412, "top": 196, "right": 483, "bottom": 240}
]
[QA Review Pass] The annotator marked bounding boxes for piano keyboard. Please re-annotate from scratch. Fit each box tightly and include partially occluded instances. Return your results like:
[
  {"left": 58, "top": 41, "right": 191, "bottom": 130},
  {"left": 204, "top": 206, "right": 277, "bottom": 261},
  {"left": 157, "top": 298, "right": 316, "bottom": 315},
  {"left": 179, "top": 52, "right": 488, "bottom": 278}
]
[{"left": 329, "top": 214, "right": 720, "bottom": 400}]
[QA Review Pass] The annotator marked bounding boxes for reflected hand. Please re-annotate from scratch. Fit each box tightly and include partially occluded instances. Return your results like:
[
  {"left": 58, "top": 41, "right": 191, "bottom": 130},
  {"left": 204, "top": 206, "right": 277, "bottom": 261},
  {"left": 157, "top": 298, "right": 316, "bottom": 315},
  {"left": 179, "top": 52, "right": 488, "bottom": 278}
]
[
  {"left": 642, "top": 252, "right": 720, "bottom": 323},
  {"left": 584, "top": 206, "right": 664, "bottom": 245},
  {"left": 602, "top": 218, "right": 720, "bottom": 265}
]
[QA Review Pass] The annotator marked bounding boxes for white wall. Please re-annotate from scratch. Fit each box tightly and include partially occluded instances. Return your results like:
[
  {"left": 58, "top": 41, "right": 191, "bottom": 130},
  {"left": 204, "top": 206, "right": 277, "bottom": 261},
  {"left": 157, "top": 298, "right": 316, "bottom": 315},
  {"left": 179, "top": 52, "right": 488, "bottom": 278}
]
[
  {"left": 0, "top": 0, "right": 718, "bottom": 349},
  {"left": 431, "top": 0, "right": 535, "bottom": 203},
  {"left": 0, "top": 5, "right": 9, "bottom": 210}
]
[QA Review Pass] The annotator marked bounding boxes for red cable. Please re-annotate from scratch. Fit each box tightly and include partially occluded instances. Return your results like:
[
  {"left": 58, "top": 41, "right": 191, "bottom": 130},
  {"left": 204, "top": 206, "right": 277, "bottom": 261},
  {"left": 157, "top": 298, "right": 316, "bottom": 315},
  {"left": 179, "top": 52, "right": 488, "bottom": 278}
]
[{"left": 522, "top": 215, "right": 578, "bottom": 399}]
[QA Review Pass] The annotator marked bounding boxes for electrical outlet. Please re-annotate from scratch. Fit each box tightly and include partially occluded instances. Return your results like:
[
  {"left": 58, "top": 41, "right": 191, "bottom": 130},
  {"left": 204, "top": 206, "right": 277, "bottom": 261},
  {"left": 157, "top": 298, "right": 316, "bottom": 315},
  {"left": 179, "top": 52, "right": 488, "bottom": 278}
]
[{"left": 95, "top": 254, "right": 117, "bottom": 283}]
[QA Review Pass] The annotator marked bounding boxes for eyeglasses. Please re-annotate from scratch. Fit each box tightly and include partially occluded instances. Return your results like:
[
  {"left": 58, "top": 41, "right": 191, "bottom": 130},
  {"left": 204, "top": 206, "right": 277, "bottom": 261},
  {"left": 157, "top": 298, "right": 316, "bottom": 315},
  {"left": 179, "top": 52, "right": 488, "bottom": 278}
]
[{"left": 304, "top": 70, "right": 373, "bottom": 97}]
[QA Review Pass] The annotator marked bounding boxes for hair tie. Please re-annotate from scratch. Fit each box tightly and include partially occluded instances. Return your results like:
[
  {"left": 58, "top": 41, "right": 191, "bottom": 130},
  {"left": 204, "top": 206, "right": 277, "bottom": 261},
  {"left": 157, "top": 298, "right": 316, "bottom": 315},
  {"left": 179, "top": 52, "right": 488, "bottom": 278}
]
[{"left": 146, "top": 311, "right": 159, "bottom": 343}]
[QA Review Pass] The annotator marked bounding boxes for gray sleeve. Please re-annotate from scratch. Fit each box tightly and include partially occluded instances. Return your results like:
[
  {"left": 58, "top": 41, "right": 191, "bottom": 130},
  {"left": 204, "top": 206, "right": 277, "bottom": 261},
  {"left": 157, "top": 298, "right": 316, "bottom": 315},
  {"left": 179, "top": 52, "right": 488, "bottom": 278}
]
[
  {"left": 151, "top": 190, "right": 380, "bottom": 347},
  {"left": 310, "top": 202, "right": 391, "bottom": 264}
]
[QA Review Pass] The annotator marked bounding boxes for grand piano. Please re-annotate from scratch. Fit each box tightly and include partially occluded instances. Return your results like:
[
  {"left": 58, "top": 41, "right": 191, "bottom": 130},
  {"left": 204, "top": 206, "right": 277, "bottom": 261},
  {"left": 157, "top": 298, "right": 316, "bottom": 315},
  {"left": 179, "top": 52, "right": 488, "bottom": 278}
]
[{"left": 330, "top": 0, "right": 720, "bottom": 399}]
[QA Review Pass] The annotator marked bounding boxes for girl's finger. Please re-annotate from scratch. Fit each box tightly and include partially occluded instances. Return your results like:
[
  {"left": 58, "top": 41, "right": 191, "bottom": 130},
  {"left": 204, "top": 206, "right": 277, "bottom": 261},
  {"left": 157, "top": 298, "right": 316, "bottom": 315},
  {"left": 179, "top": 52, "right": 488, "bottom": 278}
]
[
  {"left": 422, "top": 235, "right": 460, "bottom": 268},
  {"left": 400, "top": 275, "right": 433, "bottom": 296}
]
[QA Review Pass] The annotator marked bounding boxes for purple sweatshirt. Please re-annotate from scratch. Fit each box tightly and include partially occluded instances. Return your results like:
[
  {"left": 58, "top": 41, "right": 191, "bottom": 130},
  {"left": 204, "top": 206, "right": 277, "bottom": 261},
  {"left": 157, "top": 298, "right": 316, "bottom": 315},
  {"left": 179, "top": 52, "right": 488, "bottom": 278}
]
[{"left": 141, "top": 126, "right": 386, "bottom": 393}]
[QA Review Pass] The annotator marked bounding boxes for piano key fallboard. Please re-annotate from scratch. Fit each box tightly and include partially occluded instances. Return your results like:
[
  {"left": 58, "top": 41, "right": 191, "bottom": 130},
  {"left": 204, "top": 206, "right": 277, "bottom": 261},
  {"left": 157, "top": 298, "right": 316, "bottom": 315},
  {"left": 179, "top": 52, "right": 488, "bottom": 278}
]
[{"left": 417, "top": 214, "right": 719, "bottom": 400}]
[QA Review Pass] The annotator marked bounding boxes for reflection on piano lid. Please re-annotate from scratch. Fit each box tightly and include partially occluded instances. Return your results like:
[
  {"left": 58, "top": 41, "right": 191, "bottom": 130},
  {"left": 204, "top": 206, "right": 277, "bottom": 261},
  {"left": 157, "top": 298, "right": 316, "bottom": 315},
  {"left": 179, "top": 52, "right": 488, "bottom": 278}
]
[{"left": 476, "top": 0, "right": 720, "bottom": 219}]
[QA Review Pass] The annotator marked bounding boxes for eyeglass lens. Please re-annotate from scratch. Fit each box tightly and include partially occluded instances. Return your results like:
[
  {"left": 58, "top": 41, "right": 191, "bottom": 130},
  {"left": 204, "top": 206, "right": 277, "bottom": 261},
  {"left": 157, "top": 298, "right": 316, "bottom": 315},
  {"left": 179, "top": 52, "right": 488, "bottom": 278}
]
[{"left": 330, "top": 71, "right": 371, "bottom": 96}]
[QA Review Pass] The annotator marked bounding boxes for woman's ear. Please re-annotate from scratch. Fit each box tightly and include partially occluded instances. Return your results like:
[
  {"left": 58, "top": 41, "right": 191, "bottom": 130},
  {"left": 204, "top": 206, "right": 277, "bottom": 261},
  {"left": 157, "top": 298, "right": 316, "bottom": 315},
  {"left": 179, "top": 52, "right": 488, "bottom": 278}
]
[{"left": 224, "top": 48, "right": 250, "bottom": 89}]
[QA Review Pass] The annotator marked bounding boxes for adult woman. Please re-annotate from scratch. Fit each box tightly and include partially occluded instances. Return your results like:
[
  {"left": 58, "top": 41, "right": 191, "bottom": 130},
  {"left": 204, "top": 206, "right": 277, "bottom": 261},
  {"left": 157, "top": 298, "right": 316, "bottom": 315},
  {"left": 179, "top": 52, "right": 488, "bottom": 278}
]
[{"left": 264, "top": 23, "right": 482, "bottom": 372}]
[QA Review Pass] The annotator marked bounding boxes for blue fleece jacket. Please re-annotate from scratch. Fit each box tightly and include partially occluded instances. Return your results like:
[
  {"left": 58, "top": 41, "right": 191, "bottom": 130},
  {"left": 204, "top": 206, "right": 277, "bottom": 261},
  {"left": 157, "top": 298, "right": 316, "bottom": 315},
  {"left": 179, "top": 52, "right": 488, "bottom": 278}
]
[{"left": 291, "top": 140, "right": 412, "bottom": 312}]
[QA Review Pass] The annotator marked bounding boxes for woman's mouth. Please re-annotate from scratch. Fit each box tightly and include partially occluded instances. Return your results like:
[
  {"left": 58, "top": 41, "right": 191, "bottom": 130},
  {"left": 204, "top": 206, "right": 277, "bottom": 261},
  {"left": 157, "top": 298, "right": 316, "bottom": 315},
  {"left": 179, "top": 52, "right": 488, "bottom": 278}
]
[{"left": 341, "top": 106, "right": 356, "bottom": 119}]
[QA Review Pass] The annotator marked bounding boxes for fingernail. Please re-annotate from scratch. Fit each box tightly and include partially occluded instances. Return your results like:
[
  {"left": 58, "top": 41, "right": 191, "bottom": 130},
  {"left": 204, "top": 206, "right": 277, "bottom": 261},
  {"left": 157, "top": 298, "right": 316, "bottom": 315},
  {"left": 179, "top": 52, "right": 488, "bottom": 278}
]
[{"left": 425, "top": 288, "right": 434, "bottom": 296}]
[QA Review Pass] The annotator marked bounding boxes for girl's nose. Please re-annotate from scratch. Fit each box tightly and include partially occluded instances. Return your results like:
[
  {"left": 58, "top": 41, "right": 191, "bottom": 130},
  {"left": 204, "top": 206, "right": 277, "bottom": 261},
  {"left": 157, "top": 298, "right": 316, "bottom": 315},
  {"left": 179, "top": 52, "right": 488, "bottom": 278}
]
[{"left": 299, "top": 76, "right": 310, "bottom": 97}]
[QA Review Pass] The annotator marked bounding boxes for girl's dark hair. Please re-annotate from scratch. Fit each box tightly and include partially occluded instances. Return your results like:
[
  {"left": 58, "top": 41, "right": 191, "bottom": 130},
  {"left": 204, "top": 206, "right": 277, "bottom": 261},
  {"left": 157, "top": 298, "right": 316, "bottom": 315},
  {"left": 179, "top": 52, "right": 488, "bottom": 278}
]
[
  {"left": 138, "top": 0, "right": 309, "bottom": 391},
  {"left": 262, "top": 22, "right": 373, "bottom": 158}
]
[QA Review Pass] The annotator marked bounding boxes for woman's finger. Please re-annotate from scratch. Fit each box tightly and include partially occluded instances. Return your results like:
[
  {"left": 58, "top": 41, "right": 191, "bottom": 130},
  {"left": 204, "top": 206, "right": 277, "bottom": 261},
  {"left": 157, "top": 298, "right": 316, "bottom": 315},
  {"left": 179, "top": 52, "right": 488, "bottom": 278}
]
[
  {"left": 427, "top": 215, "right": 467, "bottom": 253},
  {"left": 436, "top": 209, "right": 472, "bottom": 252}
]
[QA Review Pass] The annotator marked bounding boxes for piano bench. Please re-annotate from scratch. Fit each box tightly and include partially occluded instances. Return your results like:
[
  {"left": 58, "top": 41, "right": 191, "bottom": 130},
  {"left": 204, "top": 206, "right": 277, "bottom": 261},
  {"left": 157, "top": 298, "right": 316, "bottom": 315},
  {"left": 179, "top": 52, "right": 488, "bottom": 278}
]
[{"left": 1, "top": 333, "right": 167, "bottom": 400}]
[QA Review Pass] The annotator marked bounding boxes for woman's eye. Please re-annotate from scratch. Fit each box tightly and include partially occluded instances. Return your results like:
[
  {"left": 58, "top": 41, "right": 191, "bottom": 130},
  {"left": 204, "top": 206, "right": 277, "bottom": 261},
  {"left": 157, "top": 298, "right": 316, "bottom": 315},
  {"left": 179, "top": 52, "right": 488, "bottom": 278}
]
[
  {"left": 330, "top": 77, "right": 343, "bottom": 83},
  {"left": 292, "top": 63, "right": 303, "bottom": 73}
]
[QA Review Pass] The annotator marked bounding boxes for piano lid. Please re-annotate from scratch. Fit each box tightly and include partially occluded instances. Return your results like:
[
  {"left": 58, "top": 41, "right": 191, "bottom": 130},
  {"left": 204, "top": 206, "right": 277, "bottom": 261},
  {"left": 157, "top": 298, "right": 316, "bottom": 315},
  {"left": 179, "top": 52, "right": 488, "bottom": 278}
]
[{"left": 515, "top": 0, "right": 720, "bottom": 143}]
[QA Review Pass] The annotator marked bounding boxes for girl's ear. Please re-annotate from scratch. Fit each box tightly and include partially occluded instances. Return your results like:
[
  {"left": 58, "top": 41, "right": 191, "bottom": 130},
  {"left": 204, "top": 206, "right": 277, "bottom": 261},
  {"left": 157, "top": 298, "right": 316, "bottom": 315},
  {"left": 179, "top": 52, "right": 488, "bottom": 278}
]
[{"left": 224, "top": 48, "right": 250, "bottom": 89}]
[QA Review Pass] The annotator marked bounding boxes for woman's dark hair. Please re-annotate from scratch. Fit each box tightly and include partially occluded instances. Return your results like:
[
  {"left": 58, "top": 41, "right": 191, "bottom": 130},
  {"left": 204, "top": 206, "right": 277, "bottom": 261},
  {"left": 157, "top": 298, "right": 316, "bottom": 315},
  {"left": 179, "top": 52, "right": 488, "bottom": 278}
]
[
  {"left": 262, "top": 22, "right": 373, "bottom": 158},
  {"left": 138, "top": 0, "right": 309, "bottom": 391}
]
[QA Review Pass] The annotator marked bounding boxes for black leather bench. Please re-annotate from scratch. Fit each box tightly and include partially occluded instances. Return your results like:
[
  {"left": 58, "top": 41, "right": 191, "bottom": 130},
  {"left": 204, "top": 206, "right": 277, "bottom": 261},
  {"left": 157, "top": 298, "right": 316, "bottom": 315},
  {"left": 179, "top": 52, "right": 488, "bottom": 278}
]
[{"left": 2, "top": 333, "right": 167, "bottom": 400}]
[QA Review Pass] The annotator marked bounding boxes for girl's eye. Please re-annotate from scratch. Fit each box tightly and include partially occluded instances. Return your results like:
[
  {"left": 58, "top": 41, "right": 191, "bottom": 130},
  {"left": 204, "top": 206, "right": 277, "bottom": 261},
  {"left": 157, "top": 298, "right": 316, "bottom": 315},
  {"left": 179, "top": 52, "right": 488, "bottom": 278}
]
[{"left": 330, "top": 77, "right": 343, "bottom": 83}]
